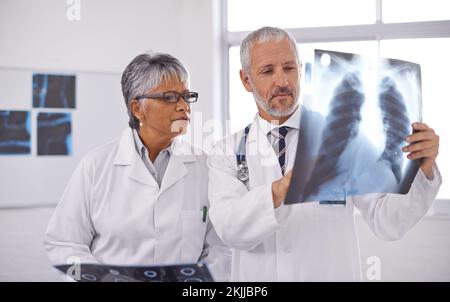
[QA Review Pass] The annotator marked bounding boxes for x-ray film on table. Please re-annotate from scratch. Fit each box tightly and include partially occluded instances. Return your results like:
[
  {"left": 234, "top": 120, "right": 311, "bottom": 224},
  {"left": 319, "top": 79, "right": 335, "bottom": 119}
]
[
  {"left": 285, "top": 49, "right": 422, "bottom": 204},
  {"left": 54, "top": 262, "right": 214, "bottom": 282}
]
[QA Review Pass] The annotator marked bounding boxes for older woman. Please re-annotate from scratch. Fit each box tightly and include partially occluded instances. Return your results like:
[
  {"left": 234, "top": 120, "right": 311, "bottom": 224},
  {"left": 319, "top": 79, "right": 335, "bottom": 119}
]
[{"left": 44, "top": 52, "right": 230, "bottom": 281}]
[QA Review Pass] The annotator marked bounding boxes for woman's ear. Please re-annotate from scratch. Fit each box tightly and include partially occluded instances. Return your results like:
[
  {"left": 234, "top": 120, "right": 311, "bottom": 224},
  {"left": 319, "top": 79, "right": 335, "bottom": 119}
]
[{"left": 130, "top": 100, "right": 144, "bottom": 122}]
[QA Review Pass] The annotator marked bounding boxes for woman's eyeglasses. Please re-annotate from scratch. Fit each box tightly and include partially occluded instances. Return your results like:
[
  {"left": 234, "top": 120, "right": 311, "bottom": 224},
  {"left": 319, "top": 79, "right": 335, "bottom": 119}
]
[{"left": 136, "top": 91, "right": 198, "bottom": 103}]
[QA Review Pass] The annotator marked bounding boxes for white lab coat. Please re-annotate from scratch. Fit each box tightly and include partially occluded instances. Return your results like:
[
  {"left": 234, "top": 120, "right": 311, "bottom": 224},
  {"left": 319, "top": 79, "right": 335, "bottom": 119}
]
[
  {"left": 207, "top": 114, "right": 442, "bottom": 282},
  {"left": 44, "top": 128, "right": 230, "bottom": 281}
]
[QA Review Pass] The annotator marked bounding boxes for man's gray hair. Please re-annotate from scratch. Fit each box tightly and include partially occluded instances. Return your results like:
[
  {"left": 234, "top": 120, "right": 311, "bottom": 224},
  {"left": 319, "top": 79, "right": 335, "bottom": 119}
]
[
  {"left": 121, "top": 52, "right": 189, "bottom": 129},
  {"left": 240, "top": 26, "right": 300, "bottom": 73}
]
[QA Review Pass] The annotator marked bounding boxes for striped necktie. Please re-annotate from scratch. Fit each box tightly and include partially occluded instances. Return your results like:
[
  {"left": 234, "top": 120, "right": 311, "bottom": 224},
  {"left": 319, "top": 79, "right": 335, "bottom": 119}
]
[{"left": 270, "top": 126, "right": 290, "bottom": 175}]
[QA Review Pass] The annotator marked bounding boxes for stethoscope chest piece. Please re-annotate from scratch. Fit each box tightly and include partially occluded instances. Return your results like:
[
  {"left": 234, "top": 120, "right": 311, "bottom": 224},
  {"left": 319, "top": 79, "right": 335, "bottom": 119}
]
[
  {"left": 236, "top": 124, "right": 252, "bottom": 184},
  {"left": 237, "top": 162, "right": 249, "bottom": 183}
]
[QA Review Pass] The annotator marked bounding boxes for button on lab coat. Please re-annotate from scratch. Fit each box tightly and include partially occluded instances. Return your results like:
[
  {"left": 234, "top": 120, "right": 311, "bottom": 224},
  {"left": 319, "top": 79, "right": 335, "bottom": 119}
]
[
  {"left": 207, "top": 113, "right": 442, "bottom": 281},
  {"left": 44, "top": 128, "right": 230, "bottom": 281}
]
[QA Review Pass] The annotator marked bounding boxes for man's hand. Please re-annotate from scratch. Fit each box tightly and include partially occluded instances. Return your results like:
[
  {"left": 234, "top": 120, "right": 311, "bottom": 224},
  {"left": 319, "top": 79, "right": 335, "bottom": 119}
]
[
  {"left": 272, "top": 170, "right": 293, "bottom": 208},
  {"left": 403, "top": 122, "right": 439, "bottom": 179}
]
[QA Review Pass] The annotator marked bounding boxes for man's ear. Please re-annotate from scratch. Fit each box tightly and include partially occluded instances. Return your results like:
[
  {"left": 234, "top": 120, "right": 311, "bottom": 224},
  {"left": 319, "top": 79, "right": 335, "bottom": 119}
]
[
  {"left": 240, "top": 69, "right": 253, "bottom": 93},
  {"left": 130, "top": 100, "right": 144, "bottom": 122}
]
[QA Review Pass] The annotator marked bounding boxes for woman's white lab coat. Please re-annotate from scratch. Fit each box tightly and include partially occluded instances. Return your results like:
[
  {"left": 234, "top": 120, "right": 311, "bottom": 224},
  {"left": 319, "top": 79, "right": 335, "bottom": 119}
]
[
  {"left": 44, "top": 128, "right": 230, "bottom": 281},
  {"left": 207, "top": 114, "right": 442, "bottom": 281}
]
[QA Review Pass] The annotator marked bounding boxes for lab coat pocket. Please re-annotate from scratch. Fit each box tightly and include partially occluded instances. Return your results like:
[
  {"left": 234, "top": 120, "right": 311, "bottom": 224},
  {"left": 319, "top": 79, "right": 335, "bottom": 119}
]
[
  {"left": 180, "top": 210, "right": 207, "bottom": 262},
  {"left": 315, "top": 200, "right": 344, "bottom": 216},
  {"left": 316, "top": 202, "right": 352, "bottom": 223}
]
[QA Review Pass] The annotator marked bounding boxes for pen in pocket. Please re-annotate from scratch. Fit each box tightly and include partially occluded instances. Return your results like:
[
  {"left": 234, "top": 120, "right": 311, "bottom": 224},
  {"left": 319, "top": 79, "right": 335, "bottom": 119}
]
[{"left": 202, "top": 206, "right": 207, "bottom": 223}]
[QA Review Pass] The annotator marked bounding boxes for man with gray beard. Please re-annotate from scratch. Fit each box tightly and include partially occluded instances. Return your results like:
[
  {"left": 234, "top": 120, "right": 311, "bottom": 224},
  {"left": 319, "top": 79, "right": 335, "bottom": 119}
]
[{"left": 207, "top": 26, "right": 441, "bottom": 281}]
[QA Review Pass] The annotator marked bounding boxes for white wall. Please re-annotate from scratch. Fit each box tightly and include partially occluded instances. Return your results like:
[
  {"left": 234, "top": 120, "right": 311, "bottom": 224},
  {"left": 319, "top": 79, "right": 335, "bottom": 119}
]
[{"left": 0, "top": 0, "right": 223, "bottom": 207}]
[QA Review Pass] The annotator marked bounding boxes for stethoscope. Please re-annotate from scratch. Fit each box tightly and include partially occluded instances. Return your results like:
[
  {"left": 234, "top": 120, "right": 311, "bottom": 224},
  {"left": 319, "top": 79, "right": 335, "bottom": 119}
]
[
  {"left": 235, "top": 121, "right": 346, "bottom": 206},
  {"left": 236, "top": 124, "right": 252, "bottom": 183}
]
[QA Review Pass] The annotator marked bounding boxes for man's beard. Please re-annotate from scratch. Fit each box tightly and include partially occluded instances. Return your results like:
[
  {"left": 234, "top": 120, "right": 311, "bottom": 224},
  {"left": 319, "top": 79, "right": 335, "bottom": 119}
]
[{"left": 251, "top": 84, "right": 298, "bottom": 118}]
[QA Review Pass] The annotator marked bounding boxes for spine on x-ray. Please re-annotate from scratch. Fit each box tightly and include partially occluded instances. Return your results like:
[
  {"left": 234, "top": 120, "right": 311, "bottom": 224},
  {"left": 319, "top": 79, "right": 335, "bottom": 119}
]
[
  {"left": 378, "top": 76, "right": 410, "bottom": 183},
  {"left": 302, "top": 72, "right": 364, "bottom": 201}
]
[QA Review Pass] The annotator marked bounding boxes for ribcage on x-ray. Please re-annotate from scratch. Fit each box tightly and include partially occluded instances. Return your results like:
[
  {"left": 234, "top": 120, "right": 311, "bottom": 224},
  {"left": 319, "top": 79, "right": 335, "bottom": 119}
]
[
  {"left": 302, "top": 72, "right": 365, "bottom": 200},
  {"left": 378, "top": 77, "right": 410, "bottom": 183}
]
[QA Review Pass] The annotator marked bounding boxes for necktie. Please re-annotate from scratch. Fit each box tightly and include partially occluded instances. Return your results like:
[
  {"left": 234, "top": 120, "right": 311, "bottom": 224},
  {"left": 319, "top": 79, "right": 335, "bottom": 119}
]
[{"left": 270, "top": 126, "right": 290, "bottom": 175}]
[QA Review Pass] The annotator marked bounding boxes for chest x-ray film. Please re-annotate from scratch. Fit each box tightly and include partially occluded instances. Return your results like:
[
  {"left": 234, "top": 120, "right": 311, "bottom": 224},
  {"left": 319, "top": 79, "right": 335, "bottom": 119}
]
[
  {"left": 54, "top": 262, "right": 214, "bottom": 282},
  {"left": 285, "top": 49, "right": 422, "bottom": 204}
]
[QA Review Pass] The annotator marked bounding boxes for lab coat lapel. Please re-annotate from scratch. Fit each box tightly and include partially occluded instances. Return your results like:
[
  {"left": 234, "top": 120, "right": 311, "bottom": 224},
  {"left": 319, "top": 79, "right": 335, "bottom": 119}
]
[
  {"left": 129, "top": 155, "right": 159, "bottom": 187},
  {"left": 113, "top": 128, "right": 158, "bottom": 187},
  {"left": 246, "top": 116, "right": 282, "bottom": 188},
  {"left": 158, "top": 138, "right": 196, "bottom": 195}
]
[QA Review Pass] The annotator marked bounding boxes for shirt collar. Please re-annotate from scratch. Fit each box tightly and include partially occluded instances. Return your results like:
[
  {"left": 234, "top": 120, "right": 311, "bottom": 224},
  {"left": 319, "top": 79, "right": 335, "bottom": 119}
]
[
  {"left": 132, "top": 129, "right": 172, "bottom": 158},
  {"left": 256, "top": 104, "right": 302, "bottom": 134}
]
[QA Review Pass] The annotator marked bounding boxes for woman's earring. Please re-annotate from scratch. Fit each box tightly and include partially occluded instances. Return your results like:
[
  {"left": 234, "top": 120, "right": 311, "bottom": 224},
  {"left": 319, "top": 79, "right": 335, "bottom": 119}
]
[{"left": 139, "top": 121, "right": 143, "bottom": 127}]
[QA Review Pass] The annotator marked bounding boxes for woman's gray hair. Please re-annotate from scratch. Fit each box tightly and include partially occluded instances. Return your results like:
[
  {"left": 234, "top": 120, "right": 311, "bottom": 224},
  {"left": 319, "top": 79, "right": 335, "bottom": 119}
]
[
  {"left": 121, "top": 52, "right": 189, "bottom": 129},
  {"left": 240, "top": 26, "right": 300, "bottom": 73}
]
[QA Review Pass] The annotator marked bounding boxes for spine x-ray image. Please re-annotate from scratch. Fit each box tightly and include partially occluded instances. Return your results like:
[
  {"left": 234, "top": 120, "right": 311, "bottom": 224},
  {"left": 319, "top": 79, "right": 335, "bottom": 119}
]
[
  {"left": 0, "top": 110, "right": 31, "bottom": 155},
  {"left": 285, "top": 49, "right": 422, "bottom": 204},
  {"left": 33, "top": 74, "right": 76, "bottom": 108},
  {"left": 37, "top": 112, "right": 72, "bottom": 156}
]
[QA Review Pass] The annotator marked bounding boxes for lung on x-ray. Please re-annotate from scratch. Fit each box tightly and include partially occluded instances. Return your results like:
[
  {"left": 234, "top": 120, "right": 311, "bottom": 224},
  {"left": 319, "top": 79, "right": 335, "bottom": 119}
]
[{"left": 285, "top": 49, "right": 422, "bottom": 204}]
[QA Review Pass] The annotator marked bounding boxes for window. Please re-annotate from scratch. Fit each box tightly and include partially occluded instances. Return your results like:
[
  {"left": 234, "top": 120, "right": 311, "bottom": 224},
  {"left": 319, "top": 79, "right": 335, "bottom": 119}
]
[
  {"left": 225, "top": 0, "right": 450, "bottom": 199},
  {"left": 382, "top": 0, "right": 450, "bottom": 23},
  {"left": 227, "top": 0, "right": 376, "bottom": 31}
]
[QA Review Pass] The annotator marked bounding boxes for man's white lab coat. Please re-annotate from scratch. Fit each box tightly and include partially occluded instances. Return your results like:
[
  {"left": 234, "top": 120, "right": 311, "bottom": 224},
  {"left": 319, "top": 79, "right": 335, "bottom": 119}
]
[{"left": 207, "top": 109, "right": 441, "bottom": 281}]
